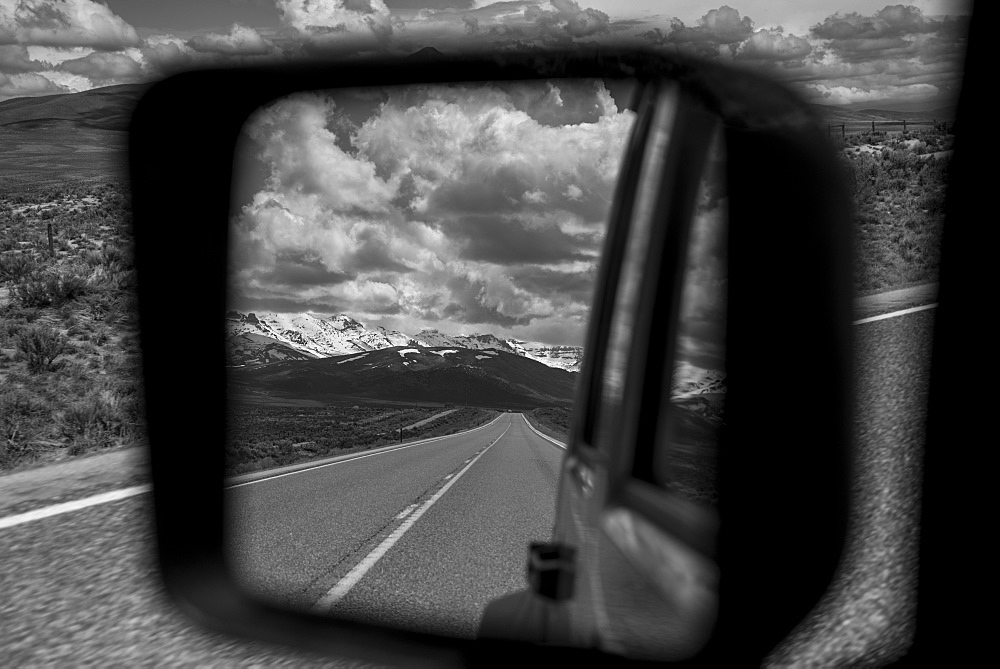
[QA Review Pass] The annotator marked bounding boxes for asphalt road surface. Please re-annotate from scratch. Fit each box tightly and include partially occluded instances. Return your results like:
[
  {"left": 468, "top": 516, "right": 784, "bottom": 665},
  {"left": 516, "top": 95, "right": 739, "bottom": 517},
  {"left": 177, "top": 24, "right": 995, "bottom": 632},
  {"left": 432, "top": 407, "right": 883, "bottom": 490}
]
[
  {"left": 0, "top": 285, "right": 934, "bottom": 667},
  {"left": 226, "top": 413, "right": 563, "bottom": 639}
]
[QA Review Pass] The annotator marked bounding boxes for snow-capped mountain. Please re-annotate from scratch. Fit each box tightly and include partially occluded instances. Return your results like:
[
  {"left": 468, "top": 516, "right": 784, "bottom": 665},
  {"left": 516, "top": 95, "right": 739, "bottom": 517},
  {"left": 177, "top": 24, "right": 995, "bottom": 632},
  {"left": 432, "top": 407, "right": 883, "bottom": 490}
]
[
  {"left": 508, "top": 340, "right": 585, "bottom": 373},
  {"left": 225, "top": 311, "right": 418, "bottom": 359},
  {"left": 225, "top": 310, "right": 585, "bottom": 372},
  {"left": 225, "top": 312, "right": 726, "bottom": 397},
  {"left": 411, "top": 329, "right": 520, "bottom": 355}
]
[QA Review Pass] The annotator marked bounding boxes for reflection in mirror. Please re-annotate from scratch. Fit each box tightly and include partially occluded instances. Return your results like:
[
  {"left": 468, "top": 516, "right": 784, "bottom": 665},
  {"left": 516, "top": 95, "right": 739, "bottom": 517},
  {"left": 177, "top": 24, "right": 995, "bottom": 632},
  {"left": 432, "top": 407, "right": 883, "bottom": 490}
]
[
  {"left": 655, "top": 127, "right": 727, "bottom": 506},
  {"left": 594, "top": 84, "right": 678, "bottom": 449},
  {"left": 222, "top": 79, "right": 637, "bottom": 637},
  {"left": 584, "top": 108, "right": 725, "bottom": 662},
  {"left": 594, "top": 126, "right": 726, "bottom": 660}
]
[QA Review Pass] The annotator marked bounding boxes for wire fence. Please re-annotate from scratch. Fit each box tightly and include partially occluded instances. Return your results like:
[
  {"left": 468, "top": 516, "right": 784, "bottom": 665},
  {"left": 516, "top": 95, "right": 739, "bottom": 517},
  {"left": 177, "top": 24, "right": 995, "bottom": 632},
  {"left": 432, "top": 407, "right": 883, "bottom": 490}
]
[{"left": 827, "top": 120, "right": 950, "bottom": 138}]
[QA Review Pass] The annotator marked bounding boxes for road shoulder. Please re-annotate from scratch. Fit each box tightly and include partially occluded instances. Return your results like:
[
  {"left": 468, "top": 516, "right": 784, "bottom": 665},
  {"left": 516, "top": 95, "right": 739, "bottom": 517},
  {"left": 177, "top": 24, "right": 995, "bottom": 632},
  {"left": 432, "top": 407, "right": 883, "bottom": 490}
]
[{"left": 0, "top": 446, "right": 149, "bottom": 518}]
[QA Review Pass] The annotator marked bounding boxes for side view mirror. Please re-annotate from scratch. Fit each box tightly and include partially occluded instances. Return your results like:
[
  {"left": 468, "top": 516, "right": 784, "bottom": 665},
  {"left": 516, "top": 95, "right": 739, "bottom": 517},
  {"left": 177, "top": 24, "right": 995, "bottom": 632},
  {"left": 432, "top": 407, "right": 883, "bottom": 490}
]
[{"left": 131, "top": 49, "right": 852, "bottom": 666}]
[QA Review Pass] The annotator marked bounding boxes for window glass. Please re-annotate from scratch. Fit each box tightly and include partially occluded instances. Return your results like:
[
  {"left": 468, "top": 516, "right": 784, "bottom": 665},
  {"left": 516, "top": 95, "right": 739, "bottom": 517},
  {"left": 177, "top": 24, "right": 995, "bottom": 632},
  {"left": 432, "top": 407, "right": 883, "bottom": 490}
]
[
  {"left": 593, "top": 85, "right": 679, "bottom": 449},
  {"left": 653, "top": 128, "right": 727, "bottom": 506}
]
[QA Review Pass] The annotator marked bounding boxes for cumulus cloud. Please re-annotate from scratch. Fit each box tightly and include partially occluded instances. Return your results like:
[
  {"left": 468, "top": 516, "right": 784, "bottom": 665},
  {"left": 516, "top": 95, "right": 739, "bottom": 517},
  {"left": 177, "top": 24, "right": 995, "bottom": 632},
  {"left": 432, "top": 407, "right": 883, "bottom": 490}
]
[
  {"left": 644, "top": 5, "right": 754, "bottom": 57},
  {"left": 0, "top": 69, "right": 65, "bottom": 98},
  {"left": 525, "top": 0, "right": 610, "bottom": 42},
  {"left": 231, "top": 80, "right": 635, "bottom": 341},
  {"left": 277, "top": 0, "right": 394, "bottom": 47},
  {"left": 810, "top": 4, "right": 963, "bottom": 63},
  {"left": 0, "top": 0, "right": 140, "bottom": 50},
  {"left": 187, "top": 24, "right": 272, "bottom": 56},
  {"left": 56, "top": 50, "right": 142, "bottom": 85},
  {"left": 0, "top": 43, "right": 40, "bottom": 72},
  {"left": 136, "top": 34, "right": 195, "bottom": 77},
  {"left": 737, "top": 28, "right": 811, "bottom": 63}
]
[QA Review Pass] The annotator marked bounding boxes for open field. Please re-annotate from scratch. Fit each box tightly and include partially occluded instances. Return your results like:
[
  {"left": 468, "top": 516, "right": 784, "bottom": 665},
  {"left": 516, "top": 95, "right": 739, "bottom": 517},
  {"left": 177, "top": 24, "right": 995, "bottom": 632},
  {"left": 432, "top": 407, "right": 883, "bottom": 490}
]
[
  {"left": 0, "top": 180, "right": 143, "bottom": 473},
  {"left": 226, "top": 404, "right": 498, "bottom": 476}
]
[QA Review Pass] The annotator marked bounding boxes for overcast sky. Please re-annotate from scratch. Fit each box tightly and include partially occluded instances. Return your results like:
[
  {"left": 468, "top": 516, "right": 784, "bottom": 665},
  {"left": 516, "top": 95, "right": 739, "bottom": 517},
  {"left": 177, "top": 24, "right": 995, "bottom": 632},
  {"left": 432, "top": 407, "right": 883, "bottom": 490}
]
[{"left": 1, "top": 1, "right": 972, "bottom": 345}]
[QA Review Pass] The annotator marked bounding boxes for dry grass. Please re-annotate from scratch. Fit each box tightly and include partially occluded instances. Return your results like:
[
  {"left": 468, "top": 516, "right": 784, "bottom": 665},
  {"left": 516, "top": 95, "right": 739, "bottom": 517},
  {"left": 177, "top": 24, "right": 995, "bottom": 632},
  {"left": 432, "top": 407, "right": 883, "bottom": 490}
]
[{"left": 0, "top": 180, "right": 143, "bottom": 472}]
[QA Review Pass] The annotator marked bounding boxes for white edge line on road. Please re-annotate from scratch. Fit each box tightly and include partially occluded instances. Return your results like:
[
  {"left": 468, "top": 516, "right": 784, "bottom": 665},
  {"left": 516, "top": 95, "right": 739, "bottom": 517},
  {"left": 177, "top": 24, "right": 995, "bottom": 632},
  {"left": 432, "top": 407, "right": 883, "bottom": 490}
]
[
  {"left": 312, "top": 422, "right": 512, "bottom": 613},
  {"left": 853, "top": 303, "right": 937, "bottom": 325},
  {"left": 521, "top": 413, "right": 566, "bottom": 450},
  {"left": 0, "top": 484, "right": 152, "bottom": 531},
  {"left": 2, "top": 414, "right": 510, "bottom": 527},
  {"left": 224, "top": 413, "right": 505, "bottom": 490}
]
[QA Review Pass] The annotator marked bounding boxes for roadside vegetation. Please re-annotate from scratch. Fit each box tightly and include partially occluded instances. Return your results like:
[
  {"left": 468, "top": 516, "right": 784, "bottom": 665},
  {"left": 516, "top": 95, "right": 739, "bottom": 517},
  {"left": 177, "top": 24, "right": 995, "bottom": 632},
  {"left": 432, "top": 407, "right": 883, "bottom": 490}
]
[
  {"left": 226, "top": 405, "right": 497, "bottom": 476},
  {"left": 0, "top": 181, "right": 143, "bottom": 472},
  {"left": 835, "top": 129, "right": 951, "bottom": 293},
  {"left": 524, "top": 407, "right": 572, "bottom": 442}
]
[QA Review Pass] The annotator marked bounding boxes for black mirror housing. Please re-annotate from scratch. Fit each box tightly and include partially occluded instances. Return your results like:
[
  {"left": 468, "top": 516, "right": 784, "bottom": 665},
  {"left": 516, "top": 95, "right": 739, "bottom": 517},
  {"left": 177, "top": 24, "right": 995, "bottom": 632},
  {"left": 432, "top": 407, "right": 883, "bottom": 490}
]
[{"left": 130, "top": 49, "right": 852, "bottom": 666}]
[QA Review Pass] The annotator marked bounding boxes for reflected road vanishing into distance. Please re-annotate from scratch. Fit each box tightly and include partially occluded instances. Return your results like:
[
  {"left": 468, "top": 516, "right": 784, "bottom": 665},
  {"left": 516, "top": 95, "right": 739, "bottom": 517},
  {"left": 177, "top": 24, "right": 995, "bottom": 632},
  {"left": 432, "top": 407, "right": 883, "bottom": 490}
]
[{"left": 225, "top": 413, "right": 564, "bottom": 638}]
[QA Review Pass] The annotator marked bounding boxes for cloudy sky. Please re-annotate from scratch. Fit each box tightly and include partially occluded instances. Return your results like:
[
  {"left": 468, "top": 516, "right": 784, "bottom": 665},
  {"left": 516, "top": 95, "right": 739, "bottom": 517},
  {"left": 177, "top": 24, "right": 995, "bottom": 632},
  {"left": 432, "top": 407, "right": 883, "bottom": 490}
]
[
  {"left": 228, "top": 79, "right": 637, "bottom": 344},
  {"left": 1, "top": 1, "right": 972, "bottom": 345},
  {"left": 0, "top": 1, "right": 971, "bottom": 106}
]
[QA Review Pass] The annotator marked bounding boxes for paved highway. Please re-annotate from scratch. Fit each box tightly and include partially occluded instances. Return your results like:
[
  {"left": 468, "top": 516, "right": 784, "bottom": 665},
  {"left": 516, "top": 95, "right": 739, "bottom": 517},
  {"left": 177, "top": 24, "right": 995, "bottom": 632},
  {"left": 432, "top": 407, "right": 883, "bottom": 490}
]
[
  {"left": 0, "top": 288, "right": 934, "bottom": 666},
  {"left": 226, "top": 413, "right": 563, "bottom": 638}
]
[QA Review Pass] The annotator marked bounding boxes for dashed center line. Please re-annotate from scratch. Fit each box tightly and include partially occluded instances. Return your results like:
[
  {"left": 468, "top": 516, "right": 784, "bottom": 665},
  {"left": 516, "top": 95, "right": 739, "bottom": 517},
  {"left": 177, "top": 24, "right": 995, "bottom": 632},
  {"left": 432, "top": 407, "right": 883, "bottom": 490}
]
[
  {"left": 395, "top": 504, "right": 418, "bottom": 520},
  {"left": 311, "top": 423, "right": 511, "bottom": 613}
]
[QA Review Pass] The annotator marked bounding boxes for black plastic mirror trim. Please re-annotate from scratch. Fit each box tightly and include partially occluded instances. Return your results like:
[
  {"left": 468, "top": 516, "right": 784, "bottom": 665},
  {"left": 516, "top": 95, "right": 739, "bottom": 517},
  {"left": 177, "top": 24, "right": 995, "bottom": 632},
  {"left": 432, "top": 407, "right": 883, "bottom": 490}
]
[{"left": 131, "top": 49, "right": 853, "bottom": 666}]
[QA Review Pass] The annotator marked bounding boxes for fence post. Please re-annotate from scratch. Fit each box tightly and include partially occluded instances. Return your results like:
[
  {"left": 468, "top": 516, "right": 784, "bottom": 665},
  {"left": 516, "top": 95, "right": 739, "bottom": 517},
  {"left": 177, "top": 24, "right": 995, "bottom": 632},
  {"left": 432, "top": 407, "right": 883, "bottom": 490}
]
[
  {"left": 872, "top": 121, "right": 876, "bottom": 133},
  {"left": 841, "top": 124, "right": 845, "bottom": 139},
  {"left": 903, "top": 120, "right": 907, "bottom": 132},
  {"left": 47, "top": 223, "right": 54, "bottom": 257}
]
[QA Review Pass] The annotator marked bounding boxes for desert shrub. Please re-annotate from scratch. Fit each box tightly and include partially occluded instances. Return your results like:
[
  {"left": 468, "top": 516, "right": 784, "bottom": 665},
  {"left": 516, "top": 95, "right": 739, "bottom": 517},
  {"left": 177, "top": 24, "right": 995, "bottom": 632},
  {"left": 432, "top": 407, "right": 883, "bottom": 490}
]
[
  {"left": 100, "top": 245, "right": 131, "bottom": 271},
  {"left": 1, "top": 428, "right": 39, "bottom": 468},
  {"left": 14, "top": 324, "right": 67, "bottom": 373},
  {"left": 12, "top": 265, "right": 90, "bottom": 307},
  {"left": 0, "top": 387, "right": 47, "bottom": 418},
  {"left": 12, "top": 272, "right": 52, "bottom": 307},
  {"left": 0, "top": 253, "right": 38, "bottom": 284},
  {"left": 80, "top": 249, "right": 104, "bottom": 267},
  {"left": 0, "top": 304, "right": 42, "bottom": 325},
  {"left": 62, "top": 389, "right": 132, "bottom": 450},
  {"left": 91, "top": 325, "right": 110, "bottom": 346}
]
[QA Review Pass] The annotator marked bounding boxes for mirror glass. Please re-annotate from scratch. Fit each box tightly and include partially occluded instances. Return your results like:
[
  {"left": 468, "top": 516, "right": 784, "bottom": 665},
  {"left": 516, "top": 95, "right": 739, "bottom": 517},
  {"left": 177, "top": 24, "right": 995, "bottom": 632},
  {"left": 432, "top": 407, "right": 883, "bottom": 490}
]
[{"left": 222, "top": 78, "right": 639, "bottom": 637}]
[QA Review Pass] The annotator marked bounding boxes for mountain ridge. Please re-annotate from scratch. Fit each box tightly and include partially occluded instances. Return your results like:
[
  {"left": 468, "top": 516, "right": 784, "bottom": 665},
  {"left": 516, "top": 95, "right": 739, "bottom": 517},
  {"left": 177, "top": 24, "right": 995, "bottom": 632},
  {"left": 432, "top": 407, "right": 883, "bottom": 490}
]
[{"left": 225, "top": 309, "right": 585, "bottom": 372}]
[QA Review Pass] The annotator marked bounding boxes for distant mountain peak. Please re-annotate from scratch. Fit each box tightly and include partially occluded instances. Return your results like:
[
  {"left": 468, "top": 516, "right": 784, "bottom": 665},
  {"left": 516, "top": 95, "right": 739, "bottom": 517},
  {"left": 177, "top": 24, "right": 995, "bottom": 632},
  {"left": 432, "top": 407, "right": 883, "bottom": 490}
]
[
  {"left": 329, "top": 313, "right": 364, "bottom": 330},
  {"left": 408, "top": 47, "right": 445, "bottom": 60}
]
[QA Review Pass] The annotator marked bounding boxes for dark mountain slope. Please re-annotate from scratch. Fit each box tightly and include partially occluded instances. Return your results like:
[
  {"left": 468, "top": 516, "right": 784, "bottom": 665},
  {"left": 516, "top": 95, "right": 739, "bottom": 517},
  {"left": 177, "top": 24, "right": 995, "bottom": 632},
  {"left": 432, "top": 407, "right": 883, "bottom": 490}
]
[{"left": 228, "top": 346, "right": 576, "bottom": 409}]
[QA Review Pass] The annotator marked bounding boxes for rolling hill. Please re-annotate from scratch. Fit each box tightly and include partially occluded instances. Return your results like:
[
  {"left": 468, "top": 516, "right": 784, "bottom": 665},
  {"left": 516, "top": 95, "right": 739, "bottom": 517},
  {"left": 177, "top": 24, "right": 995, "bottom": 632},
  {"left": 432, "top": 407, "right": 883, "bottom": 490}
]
[{"left": 228, "top": 345, "right": 578, "bottom": 409}]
